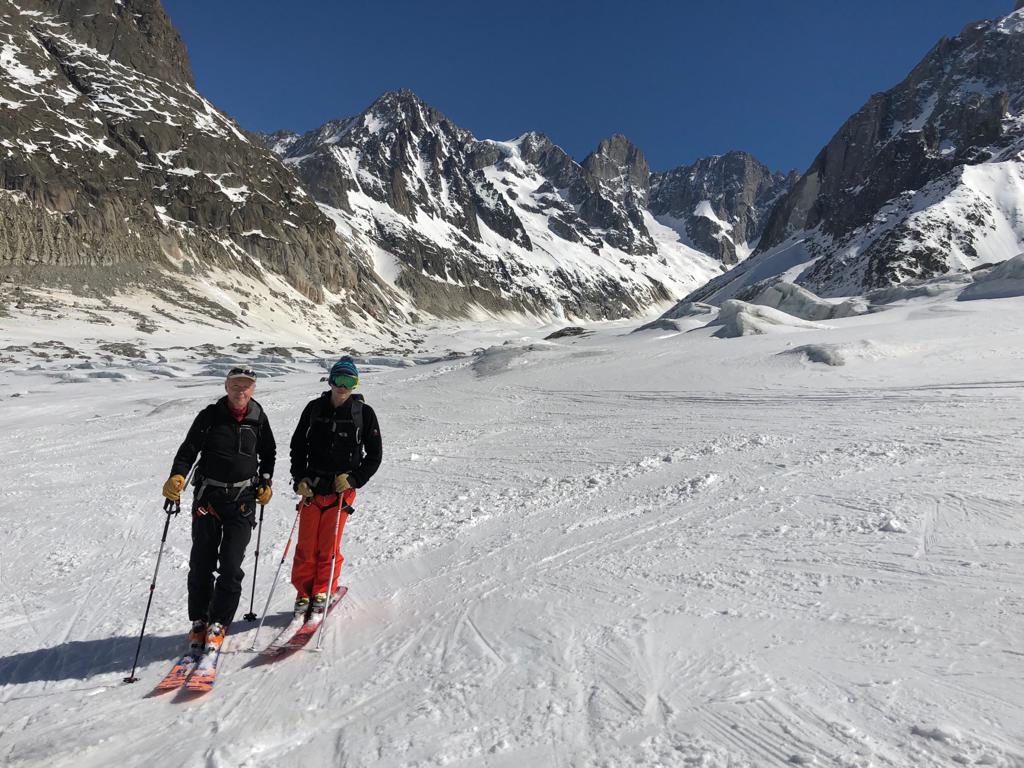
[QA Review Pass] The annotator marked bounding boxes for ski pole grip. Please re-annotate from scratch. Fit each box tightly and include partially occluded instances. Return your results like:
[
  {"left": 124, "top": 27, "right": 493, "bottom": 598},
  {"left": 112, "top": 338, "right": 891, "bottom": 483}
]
[{"left": 164, "top": 498, "right": 181, "bottom": 515}]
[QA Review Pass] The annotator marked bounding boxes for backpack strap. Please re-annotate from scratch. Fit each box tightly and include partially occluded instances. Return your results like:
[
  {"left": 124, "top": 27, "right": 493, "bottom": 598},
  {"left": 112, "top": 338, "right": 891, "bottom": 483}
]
[
  {"left": 244, "top": 399, "right": 264, "bottom": 444},
  {"left": 351, "top": 394, "right": 364, "bottom": 446},
  {"left": 245, "top": 400, "right": 263, "bottom": 426},
  {"left": 191, "top": 404, "right": 216, "bottom": 455}
]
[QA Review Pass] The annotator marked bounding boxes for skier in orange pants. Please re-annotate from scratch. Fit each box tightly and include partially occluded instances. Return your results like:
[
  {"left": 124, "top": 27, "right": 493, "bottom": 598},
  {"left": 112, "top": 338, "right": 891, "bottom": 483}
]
[
  {"left": 292, "top": 488, "right": 356, "bottom": 601},
  {"left": 289, "top": 357, "right": 382, "bottom": 616}
]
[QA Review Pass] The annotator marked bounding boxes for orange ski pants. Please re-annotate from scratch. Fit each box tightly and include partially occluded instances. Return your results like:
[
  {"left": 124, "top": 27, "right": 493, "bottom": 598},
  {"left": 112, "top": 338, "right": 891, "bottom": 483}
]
[{"left": 290, "top": 490, "right": 355, "bottom": 598}]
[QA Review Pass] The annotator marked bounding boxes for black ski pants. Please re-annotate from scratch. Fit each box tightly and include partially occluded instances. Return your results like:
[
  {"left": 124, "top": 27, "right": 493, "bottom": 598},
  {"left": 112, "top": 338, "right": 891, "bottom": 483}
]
[{"left": 187, "top": 497, "right": 255, "bottom": 627}]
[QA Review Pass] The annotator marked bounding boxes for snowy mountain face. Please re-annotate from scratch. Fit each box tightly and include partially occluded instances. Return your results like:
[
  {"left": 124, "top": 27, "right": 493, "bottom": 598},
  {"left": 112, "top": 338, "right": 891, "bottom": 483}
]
[
  {"left": 0, "top": 0, "right": 399, "bottom": 336},
  {"left": 0, "top": 0, "right": 790, "bottom": 331},
  {"left": 688, "top": 4, "right": 1024, "bottom": 304},
  {"left": 649, "top": 152, "right": 797, "bottom": 266},
  {"left": 261, "top": 92, "right": 788, "bottom": 321}
]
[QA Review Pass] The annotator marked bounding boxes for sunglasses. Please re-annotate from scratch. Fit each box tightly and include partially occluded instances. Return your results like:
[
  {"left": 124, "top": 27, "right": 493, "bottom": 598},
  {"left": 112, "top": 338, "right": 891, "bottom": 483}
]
[
  {"left": 227, "top": 366, "right": 257, "bottom": 380},
  {"left": 330, "top": 373, "right": 358, "bottom": 389}
]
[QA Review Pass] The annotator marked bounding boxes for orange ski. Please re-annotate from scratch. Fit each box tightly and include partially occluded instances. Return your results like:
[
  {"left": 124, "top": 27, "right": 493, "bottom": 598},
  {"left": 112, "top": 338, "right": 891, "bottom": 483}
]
[{"left": 152, "top": 653, "right": 199, "bottom": 694}]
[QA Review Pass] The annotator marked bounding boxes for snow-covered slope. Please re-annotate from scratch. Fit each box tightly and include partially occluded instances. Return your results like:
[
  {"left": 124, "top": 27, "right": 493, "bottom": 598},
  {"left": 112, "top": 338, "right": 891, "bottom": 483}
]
[
  {"left": 1, "top": 280, "right": 1023, "bottom": 767},
  {"left": 689, "top": 4, "right": 1024, "bottom": 304}
]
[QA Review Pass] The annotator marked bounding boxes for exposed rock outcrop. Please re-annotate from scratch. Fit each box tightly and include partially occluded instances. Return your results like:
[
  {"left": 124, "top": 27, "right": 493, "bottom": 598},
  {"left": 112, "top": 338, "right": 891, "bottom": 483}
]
[{"left": 0, "top": 0, "right": 398, "bottom": 328}]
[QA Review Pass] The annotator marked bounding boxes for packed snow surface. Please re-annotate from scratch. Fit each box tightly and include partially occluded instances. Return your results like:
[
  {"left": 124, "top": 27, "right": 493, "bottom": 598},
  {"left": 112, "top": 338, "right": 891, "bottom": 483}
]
[{"left": 1, "top": 285, "right": 1023, "bottom": 767}]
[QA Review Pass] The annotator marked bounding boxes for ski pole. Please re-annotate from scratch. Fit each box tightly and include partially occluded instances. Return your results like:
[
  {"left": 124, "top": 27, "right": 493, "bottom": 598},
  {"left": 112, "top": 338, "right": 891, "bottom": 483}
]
[
  {"left": 124, "top": 498, "right": 179, "bottom": 683},
  {"left": 247, "top": 503, "right": 302, "bottom": 652},
  {"left": 314, "top": 496, "right": 353, "bottom": 651},
  {"left": 242, "top": 503, "right": 266, "bottom": 622}
]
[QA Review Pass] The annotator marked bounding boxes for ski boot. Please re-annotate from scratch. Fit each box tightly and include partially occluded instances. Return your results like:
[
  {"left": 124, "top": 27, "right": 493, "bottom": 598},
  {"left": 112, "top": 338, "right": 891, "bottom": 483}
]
[
  {"left": 187, "top": 620, "right": 207, "bottom": 655},
  {"left": 311, "top": 592, "right": 329, "bottom": 615},
  {"left": 294, "top": 595, "right": 310, "bottom": 617},
  {"left": 204, "top": 622, "right": 226, "bottom": 655}
]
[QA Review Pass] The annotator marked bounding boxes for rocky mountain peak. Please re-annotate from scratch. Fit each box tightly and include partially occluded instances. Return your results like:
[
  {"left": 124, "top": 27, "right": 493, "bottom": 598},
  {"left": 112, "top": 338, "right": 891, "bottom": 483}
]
[
  {"left": 254, "top": 129, "right": 301, "bottom": 156},
  {"left": 502, "top": 132, "right": 579, "bottom": 189},
  {"left": 559, "top": 134, "right": 655, "bottom": 255},
  {"left": 581, "top": 133, "right": 651, "bottom": 201},
  {"left": 518, "top": 130, "right": 555, "bottom": 154},
  {"left": 362, "top": 89, "right": 472, "bottom": 143},
  {"left": 19, "top": 0, "right": 194, "bottom": 87},
  {"left": 368, "top": 88, "right": 426, "bottom": 114},
  {"left": 648, "top": 151, "right": 795, "bottom": 265}
]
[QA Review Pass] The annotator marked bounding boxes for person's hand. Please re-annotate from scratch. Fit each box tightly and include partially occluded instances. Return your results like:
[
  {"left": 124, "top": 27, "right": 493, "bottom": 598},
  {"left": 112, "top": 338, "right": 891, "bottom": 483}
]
[
  {"left": 295, "top": 477, "right": 314, "bottom": 499},
  {"left": 162, "top": 474, "right": 186, "bottom": 501},
  {"left": 333, "top": 474, "right": 352, "bottom": 493},
  {"left": 256, "top": 480, "right": 273, "bottom": 505}
]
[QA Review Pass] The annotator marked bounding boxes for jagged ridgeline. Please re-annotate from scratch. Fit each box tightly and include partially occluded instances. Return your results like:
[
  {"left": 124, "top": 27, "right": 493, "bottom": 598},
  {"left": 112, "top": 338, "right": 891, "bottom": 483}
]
[
  {"left": 258, "top": 90, "right": 795, "bottom": 320},
  {"left": 0, "top": 0, "right": 397, "bottom": 330}
]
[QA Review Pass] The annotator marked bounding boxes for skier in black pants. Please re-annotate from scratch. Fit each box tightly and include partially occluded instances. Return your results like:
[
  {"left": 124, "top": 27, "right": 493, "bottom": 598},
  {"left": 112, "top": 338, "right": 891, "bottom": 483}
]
[{"left": 161, "top": 365, "right": 276, "bottom": 656}]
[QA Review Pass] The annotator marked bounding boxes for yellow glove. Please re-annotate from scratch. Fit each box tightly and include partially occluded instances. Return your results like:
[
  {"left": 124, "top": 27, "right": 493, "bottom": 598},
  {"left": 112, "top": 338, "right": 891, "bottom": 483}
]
[
  {"left": 256, "top": 481, "right": 273, "bottom": 505},
  {"left": 333, "top": 473, "right": 352, "bottom": 493},
  {"left": 295, "top": 477, "right": 314, "bottom": 499},
  {"left": 162, "top": 474, "right": 186, "bottom": 501}
]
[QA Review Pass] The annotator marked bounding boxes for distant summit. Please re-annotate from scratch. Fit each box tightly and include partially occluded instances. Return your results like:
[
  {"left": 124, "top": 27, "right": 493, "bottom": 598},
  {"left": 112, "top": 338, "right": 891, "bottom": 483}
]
[
  {"left": 688, "top": 2, "right": 1024, "bottom": 304},
  {"left": 650, "top": 152, "right": 796, "bottom": 266}
]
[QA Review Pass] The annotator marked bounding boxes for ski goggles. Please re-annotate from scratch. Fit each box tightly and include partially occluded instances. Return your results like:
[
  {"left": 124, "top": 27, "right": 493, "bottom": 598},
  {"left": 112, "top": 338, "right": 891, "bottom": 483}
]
[
  {"left": 226, "top": 366, "right": 257, "bottom": 381},
  {"left": 329, "top": 372, "right": 358, "bottom": 389}
]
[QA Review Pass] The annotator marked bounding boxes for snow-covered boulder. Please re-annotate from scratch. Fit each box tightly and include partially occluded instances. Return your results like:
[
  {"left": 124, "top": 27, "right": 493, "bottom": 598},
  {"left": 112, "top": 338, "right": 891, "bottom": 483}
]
[
  {"left": 774, "top": 342, "right": 913, "bottom": 368},
  {"left": 662, "top": 301, "right": 719, "bottom": 321},
  {"left": 740, "top": 281, "right": 868, "bottom": 321},
  {"left": 778, "top": 343, "right": 848, "bottom": 366},
  {"left": 633, "top": 302, "right": 718, "bottom": 333},
  {"left": 958, "top": 253, "right": 1024, "bottom": 301},
  {"left": 471, "top": 342, "right": 557, "bottom": 376},
  {"left": 777, "top": 339, "right": 910, "bottom": 366},
  {"left": 707, "top": 300, "right": 831, "bottom": 338},
  {"left": 880, "top": 518, "right": 908, "bottom": 533}
]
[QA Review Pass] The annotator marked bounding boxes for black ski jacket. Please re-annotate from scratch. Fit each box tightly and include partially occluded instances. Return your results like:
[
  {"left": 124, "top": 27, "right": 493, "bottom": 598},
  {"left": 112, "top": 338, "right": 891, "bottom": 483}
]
[
  {"left": 171, "top": 397, "right": 276, "bottom": 485},
  {"left": 289, "top": 392, "right": 382, "bottom": 490}
]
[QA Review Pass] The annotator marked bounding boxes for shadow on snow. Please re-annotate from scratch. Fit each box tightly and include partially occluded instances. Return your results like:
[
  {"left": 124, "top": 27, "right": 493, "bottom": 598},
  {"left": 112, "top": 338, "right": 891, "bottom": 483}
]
[{"left": 0, "top": 612, "right": 295, "bottom": 685}]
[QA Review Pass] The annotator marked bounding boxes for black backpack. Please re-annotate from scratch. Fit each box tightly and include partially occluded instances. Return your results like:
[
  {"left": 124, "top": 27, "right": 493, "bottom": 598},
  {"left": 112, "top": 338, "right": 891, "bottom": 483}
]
[{"left": 307, "top": 393, "right": 365, "bottom": 446}]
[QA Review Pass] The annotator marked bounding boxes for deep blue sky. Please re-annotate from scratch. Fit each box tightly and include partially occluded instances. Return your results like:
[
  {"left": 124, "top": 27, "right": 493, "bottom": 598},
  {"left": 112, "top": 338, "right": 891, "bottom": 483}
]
[{"left": 163, "top": 1, "right": 1014, "bottom": 173}]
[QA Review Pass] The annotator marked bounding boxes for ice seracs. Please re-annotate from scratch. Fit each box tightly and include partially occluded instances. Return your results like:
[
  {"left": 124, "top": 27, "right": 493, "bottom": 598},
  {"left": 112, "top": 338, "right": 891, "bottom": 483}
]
[
  {"left": 707, "top": 299, "right": 832, "bottom": 338},
  {"left": 958, "top": 252, "right": 1024, "bottom": 301}
]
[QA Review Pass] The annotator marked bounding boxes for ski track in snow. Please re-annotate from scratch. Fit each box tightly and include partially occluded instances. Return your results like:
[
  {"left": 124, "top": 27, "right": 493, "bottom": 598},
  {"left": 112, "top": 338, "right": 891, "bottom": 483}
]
[{"left": 1, "top": 298, "right": 1024, "bottom": 767}]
